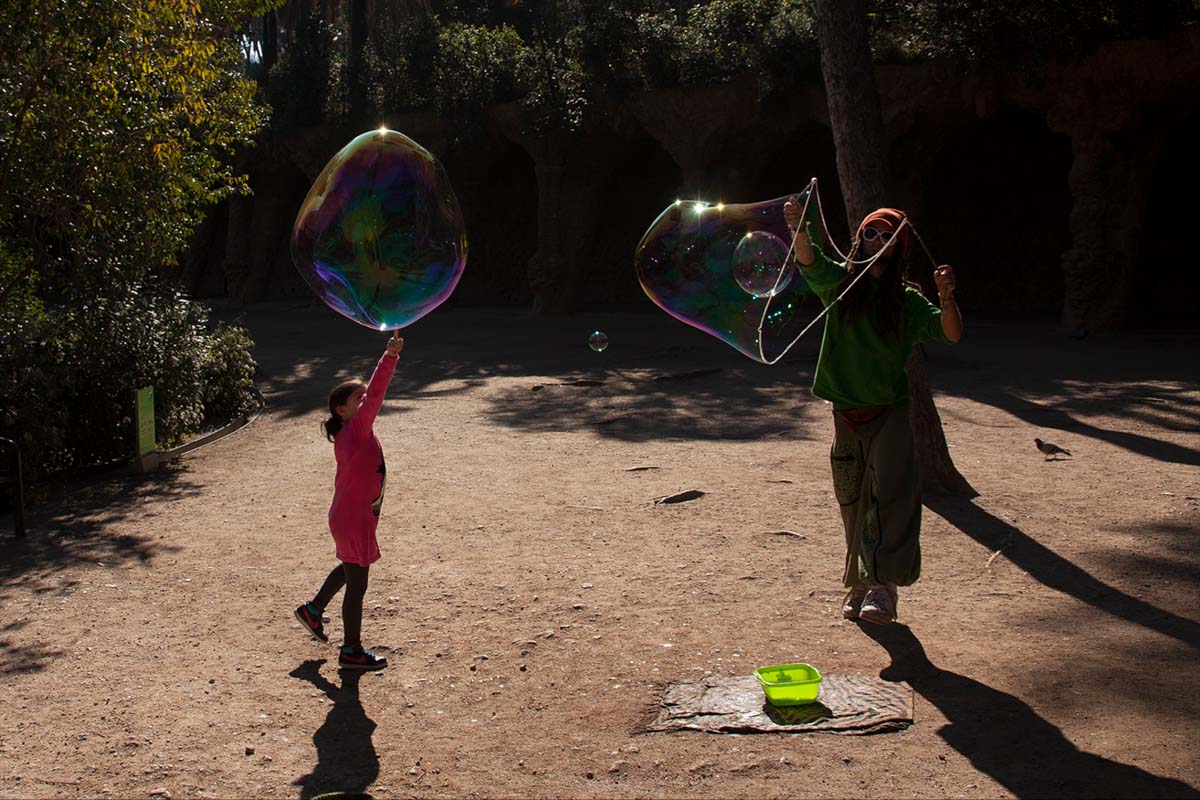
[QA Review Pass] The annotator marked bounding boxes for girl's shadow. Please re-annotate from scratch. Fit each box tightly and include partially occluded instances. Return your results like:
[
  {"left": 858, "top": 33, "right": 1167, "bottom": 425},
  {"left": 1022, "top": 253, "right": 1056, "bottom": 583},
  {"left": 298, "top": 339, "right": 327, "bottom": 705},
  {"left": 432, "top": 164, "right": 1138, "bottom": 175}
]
[
  {"left": 861, "top": 623, "right": 1199, "bottom": 799},
  {"left": 289, "top": 659, "right": 379, "bottom": 800}
]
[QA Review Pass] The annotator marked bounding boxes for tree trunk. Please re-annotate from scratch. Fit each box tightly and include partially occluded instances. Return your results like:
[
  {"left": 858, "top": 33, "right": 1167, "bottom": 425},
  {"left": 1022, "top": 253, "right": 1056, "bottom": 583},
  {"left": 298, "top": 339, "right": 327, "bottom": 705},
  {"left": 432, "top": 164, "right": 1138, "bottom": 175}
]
[
  {"left": 813, "top": 0, "right": 889, "bottom": 226},
  {"left": 907, "top": 347, "right": 977, "bottom": 496},
  {"left": 223, "top": 193, "right": 255, "bottom": 303},
  {"left": 1058, "top": 132, "right": 1154, "bottom": 333},
  {"left": 814, "top": 0, "right": 975, "bottom": 497},
  {"left": 262, "top": 11, "right": 278, "bottom": 81}
]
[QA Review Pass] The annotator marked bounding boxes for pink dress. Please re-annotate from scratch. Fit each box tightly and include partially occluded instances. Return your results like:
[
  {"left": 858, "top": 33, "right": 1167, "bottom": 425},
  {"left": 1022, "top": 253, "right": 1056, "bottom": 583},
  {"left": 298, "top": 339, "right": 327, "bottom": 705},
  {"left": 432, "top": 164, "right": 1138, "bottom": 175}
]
[{"left": 328, "top": 353, "right": 398, "bottom": 566}]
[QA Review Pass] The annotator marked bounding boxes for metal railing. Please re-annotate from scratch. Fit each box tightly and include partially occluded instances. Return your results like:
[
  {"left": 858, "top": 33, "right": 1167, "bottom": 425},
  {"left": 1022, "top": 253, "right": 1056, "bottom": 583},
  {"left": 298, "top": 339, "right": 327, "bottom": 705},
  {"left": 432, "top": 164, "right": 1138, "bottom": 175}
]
[{"left": 0, "top": 437, "right": 25, "bottom": 538}]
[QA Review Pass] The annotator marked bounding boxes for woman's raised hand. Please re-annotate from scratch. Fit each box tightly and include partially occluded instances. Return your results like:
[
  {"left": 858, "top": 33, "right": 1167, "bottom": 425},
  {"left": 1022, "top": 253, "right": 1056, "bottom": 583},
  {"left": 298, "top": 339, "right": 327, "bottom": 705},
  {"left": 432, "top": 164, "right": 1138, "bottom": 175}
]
[
  {"left": 783, "top": 196, "right": 804, "bottom": 233},
  {"left": 933, "top": 265, "right": 956, "bottom": 302}
]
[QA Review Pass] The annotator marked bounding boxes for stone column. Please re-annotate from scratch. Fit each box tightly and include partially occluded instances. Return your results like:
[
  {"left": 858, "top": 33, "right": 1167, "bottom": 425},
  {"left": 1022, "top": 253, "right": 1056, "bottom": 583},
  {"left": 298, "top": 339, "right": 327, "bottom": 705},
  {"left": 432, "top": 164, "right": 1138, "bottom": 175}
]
[
  {"left": 223, "top": 192, "right": 255, "bottom": 303},
  {"left": 524, "top": 135, "right": 620, "bottom": 314},
  {"left": 1058, "top": 131, "right": 1157, "bottom": 332}
]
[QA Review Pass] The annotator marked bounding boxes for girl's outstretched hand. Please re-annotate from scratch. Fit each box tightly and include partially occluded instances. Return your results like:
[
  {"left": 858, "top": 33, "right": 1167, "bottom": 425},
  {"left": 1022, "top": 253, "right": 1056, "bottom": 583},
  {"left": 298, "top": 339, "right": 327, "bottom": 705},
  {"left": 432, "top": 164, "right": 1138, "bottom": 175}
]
[{"left": 385, "top": 330, "right": 405, "bottom": 358}]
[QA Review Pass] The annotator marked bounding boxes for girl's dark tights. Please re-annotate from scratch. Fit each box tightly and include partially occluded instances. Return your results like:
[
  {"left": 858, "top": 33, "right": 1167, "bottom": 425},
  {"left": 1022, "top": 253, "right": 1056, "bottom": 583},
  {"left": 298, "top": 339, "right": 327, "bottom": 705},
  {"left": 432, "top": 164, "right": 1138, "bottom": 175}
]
[{"left": 311, "top": 563, "right": 369, "bottom": 649}]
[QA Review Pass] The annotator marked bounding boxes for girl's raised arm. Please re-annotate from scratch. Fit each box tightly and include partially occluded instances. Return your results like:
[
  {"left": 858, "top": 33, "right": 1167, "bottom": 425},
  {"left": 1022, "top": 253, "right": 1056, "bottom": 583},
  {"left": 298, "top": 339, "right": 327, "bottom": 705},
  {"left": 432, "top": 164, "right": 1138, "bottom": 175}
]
[{"left": 351, "top": 333, "right": 403, "bottom": 436}]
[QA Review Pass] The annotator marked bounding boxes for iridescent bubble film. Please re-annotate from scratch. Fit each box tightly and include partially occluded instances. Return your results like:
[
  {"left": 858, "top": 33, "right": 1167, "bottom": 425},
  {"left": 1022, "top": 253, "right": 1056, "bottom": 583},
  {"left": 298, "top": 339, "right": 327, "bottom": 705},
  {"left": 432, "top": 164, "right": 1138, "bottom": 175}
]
[
  {"left": 732, "top": 231, "right": 795, "bottom": 298},
  {"left": 292, "top": 128, "right": 468, "bottom": 331},
  {"left": 589, "top": 330, "right": 609, "bottom": 352},
  {"left": 635, "top": 192, "right": 821, "bottom": 363}
]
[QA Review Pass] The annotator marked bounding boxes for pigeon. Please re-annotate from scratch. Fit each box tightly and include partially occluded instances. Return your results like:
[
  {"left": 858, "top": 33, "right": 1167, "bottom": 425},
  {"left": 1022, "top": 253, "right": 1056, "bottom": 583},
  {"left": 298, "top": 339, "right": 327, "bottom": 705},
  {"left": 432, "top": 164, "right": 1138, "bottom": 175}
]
[{"left": 1034, "top": 438, "right": 1072, "bottom": 460}]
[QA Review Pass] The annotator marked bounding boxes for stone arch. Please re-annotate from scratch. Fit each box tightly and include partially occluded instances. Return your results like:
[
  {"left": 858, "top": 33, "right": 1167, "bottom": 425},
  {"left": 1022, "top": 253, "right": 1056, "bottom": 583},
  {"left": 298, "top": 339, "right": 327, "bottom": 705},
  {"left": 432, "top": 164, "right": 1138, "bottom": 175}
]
[
  {"left": 445, "top": 138, "right": 538, "bottom": 307},
  {"left": 577, "top": 135, "right": 684, "bottom": 308},
  {"left": 1137, "top": 115, "right": 1200, "bottom": 327},
  {"left": 258, "top": 159, "right": 314, "bottom": 300},
  {"left": 754, "top": 123, "right": 849, "bottom": 245},
  {"left": 224, "top": 157, "right": 313, "bottom": 303},
  {"left": 921, "top": 110, "right": 1072, "bottom": 314}
]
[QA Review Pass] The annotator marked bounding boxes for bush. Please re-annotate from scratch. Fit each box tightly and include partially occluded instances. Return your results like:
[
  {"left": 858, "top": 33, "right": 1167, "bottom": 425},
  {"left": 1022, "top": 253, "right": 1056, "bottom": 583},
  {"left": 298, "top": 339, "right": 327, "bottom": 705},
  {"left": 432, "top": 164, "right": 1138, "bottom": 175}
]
[
  {"left": 0, "top": 286, "right": 262, "bottom": 480},
  {"left": 434, "top": 23, "right": 526, "bottom": 131},
  {"left": 201, "top": 322, "right": 262, "bottom": 425},
  {"left": 676, "top": 0, "right": 817, "bottom": 89}
]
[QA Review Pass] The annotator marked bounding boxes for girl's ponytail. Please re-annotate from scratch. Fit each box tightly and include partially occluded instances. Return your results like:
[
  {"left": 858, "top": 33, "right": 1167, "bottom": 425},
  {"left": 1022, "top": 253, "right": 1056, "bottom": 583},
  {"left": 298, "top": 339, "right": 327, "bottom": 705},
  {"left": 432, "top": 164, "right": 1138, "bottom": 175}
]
[
  {"left": 324, "top": 379, "right": 365, "bottom": 442},
  {"left": 322, "top": 413, "right": 344, "bottom": 442}
]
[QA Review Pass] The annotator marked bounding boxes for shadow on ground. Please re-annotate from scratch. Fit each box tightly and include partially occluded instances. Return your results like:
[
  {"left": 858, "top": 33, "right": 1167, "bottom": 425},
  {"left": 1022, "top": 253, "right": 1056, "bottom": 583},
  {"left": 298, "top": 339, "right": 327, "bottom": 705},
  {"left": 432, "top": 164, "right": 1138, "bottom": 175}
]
[
  {"left": 925, "top": 324, "right": 1200, "bottom": 466},
  {"left": 862, "top": 623, "right": 1200, "bottom": 799},
  {"left": 290, "top": 659, "right": 380, "bottom": 800},
  {"left": 0, "top": 463, "right": 192, "bottom": 672},
  {"left": 230, "top": 304, "right": 1199, "bottom": 453},
  {"left": 925, "top": 496, "right": 1200, "bottom": 653},
  {"left": 229, "top": 303, "right": 825, "bottom": 443}
]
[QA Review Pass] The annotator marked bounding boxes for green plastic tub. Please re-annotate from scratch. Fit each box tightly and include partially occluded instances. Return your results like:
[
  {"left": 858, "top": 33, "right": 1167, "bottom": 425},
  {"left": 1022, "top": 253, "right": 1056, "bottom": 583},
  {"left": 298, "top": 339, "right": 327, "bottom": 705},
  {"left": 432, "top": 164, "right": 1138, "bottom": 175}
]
[{"left": 754, "top": 663, "right": 823, "bottom": 706}]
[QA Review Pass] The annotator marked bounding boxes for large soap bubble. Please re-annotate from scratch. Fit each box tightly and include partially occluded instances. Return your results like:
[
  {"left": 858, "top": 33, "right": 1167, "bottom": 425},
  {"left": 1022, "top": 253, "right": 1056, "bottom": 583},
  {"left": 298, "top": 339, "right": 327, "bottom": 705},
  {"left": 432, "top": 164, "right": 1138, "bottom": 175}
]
[
  {"left": 292, "top": 128, "right": 468, "bottom": 331},
  {"left": 634, "top": 192, "right": 821, "bottom": 363}
]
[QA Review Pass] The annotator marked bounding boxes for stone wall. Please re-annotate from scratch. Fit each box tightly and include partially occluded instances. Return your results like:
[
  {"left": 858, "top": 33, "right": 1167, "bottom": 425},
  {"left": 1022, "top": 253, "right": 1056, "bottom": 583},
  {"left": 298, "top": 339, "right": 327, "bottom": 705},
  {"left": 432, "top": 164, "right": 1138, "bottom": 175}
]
[{"left": 187, "top": 25, "right": 1200, "bottom": 330}]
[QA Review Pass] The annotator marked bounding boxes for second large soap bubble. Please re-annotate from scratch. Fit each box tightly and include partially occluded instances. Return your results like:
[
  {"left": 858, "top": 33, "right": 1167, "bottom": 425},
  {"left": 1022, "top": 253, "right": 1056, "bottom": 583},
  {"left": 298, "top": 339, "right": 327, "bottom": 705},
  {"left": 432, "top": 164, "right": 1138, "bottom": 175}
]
[
  {"left": 291, "top": 128, "right": 468, "bottom": 331},
  {"left": 732, "top": 230, "right": 795, "bottom": 298},
  {"left": 635, "top": 192, "right": 820, "bottom": 363}
]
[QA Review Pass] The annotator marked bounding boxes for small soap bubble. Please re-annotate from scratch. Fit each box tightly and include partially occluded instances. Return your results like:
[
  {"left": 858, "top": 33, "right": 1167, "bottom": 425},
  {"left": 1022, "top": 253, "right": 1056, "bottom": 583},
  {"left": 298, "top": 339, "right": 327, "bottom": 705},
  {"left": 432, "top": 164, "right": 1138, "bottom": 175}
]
[
  {"left": 589, "top": 331, "right": 609, "bottom": 352},
  {"left": 292, "top": 128, "right": 468, "bottom": 331}
]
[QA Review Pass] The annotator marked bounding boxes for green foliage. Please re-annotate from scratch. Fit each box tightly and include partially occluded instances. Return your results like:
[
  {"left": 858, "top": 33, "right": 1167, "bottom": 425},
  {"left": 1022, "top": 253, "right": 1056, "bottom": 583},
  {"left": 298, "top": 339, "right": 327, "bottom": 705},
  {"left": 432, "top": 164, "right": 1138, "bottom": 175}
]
[
  {"left": 516, "top": 3, "right": 590, "bottom": 135},
  {"left": 201, "top": 322, "right": 262, "bottom": 425},
  {"left": 434, "top": 22, "right": 523, "bottom": 117},
  {"left": 256, "top": 0, "right": 1200, "bottom": 140},
  {"left": 264, "top": 0, "right": 818, "bottom": 138},
  {"left": 0, "top": 0, "right": 279, "bottom": 302},
  {"left": 0, "top": 238, "right": 40, "bottom": 317},
  {"left": 0, "top": 0, "right": 273, "bottom": 479},
  {"left": 869, "top": 0, "right": 1200, "bottom": 64},
  {"left": 267, "top": 10, "right": 333, "bottom": 129},
  {"left": 434, "top": 23, "right": 525, "bottom": 131},
  {"left": 0, "top": 285, "right": 262, "bottom": 479},
  {"left": 365, "top": 12, "right": 442, "bottom": 115},
  {"left": 673, "top": 0, "right": 816, "bottom": 88}
]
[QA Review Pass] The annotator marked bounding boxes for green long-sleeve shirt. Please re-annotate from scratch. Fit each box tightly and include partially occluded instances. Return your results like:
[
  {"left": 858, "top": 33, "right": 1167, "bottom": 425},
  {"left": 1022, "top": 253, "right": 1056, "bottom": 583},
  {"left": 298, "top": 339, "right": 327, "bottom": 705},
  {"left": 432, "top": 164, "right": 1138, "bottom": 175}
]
[{"left": 801, "top": 245, "right": 950, "bottom": 408}]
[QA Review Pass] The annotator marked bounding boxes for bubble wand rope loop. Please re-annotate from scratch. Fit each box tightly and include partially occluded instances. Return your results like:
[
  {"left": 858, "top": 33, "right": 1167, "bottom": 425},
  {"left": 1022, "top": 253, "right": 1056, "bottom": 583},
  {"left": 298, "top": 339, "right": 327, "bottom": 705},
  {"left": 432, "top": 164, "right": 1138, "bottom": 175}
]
[
  {"left": 907, "top": 222, "right": 940, "bottom": 271},
  {"left": 756, "top": 180, "right": 816, "bottom": 361}
]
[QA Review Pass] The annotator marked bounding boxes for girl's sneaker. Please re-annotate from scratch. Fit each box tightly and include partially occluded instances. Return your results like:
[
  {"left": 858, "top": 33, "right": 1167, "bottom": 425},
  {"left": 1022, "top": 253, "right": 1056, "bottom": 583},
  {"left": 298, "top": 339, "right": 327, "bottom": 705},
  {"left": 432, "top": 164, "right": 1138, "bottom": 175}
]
[
  {"left": 294, "top": 603, "right": 329, "bottom": 643},
  {"left": 339, "top": 646, "right": 388, "bottom": 671}
]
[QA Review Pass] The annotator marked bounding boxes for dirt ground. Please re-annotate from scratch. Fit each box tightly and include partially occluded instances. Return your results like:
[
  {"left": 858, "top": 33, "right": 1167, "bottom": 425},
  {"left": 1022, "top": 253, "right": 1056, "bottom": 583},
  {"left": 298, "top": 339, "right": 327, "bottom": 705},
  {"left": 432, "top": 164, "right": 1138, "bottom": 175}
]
[{"left": 2, "top": 302, "right": 1198, "bottom": 799}]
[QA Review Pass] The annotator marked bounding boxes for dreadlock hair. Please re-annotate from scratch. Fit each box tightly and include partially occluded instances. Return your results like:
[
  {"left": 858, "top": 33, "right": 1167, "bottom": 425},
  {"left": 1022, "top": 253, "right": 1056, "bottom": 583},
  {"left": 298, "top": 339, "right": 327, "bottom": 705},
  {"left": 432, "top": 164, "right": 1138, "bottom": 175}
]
[
  {"left": 322, "top": 378, "right": 365, "bottom": 442},
  {"left": 834, "top": 236, "right": 922, "bottom": 338}
]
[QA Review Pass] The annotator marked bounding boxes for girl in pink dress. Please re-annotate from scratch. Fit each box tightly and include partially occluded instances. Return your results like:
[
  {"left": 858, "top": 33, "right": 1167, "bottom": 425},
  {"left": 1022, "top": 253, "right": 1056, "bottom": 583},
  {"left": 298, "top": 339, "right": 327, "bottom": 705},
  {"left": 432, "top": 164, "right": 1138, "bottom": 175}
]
[{"left": 295, "top": 331, "right": 403, "bottom": 671}]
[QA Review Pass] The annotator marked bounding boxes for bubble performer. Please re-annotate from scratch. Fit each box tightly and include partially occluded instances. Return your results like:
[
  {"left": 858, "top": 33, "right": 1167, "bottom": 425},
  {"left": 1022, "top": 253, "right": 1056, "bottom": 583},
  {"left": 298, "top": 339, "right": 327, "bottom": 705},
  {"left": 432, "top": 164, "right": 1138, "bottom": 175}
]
[
  {"left": 294, "top": 330, "right": 404, "bottom": 670},
  {"left": 782, "top": 198, "right": 962, "bottom": 624}
]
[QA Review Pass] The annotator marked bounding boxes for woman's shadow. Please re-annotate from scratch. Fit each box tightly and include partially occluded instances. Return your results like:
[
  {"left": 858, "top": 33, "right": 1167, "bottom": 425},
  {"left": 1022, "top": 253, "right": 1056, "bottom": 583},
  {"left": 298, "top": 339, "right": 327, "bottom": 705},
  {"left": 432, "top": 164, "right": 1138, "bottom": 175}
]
[
  {"left": 289, "top": 659, "right": 380, "bottom": 800},
  {"left": 861, "top": 623, "right": 1199, "bottom": 799}
]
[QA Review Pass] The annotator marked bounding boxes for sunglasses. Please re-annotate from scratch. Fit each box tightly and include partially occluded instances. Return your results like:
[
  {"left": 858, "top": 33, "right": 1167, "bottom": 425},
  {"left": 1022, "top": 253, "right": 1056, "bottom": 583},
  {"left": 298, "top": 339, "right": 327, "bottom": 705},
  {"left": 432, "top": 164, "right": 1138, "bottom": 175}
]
[{"left": 860, "top": 227, "right": 895, "bottom": 243}]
